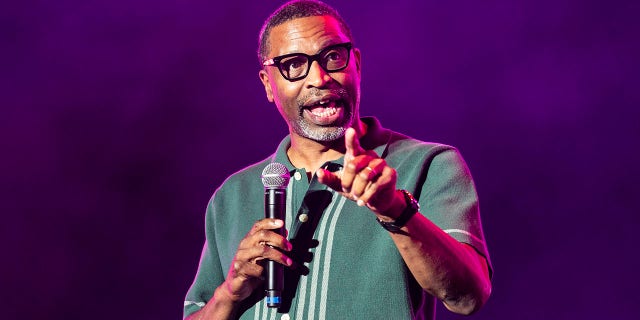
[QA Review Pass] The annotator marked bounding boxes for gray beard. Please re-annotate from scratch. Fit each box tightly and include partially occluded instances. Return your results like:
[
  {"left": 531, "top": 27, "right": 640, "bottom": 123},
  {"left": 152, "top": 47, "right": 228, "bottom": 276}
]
[
  {"left": 293, "top": 119, "right": 350, "bottom": 142},
  {"left": 293, "top": 88, "right": 354, "bottom": 142}
]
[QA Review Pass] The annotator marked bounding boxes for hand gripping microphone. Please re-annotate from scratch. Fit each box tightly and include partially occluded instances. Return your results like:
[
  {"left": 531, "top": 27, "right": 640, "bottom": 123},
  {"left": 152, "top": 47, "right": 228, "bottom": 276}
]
[{"left": 261, "top": 162, "right": 290, "bottom": 308}]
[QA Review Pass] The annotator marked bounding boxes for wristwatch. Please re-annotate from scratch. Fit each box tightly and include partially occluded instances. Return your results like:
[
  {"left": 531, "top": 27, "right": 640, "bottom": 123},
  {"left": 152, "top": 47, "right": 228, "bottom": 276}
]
[{"left": 376, "top": 190, "right": 420, "bottom": 233}]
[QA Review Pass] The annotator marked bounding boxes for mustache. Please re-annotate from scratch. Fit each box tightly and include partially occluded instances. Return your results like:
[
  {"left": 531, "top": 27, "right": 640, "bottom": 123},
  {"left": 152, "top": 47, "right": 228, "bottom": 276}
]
[{"left": 296, "top": 88, "right": 350, "bottom": 109}]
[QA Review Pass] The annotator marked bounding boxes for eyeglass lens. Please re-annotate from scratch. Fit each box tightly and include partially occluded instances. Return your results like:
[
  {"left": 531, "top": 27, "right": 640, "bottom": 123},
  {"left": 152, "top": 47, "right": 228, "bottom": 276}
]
[{"left": 279, "top": 44, "right": 350, "bottom": 80}]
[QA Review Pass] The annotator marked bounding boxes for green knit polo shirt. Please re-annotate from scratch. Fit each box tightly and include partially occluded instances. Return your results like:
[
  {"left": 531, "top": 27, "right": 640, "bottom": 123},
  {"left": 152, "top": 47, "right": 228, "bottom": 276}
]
[{"left": 184, "top": 117, "right": 492, "bottom": 320}]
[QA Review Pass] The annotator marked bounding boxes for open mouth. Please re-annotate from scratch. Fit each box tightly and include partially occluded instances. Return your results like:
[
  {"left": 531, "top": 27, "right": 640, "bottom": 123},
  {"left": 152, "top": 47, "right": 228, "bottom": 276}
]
[{"left": 302, "top": 97, "right": 345, "bottom": 125}]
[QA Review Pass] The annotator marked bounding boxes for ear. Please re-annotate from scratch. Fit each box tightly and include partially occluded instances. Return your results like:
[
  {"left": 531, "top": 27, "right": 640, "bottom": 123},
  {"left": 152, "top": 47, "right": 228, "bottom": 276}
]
[
  {"left": 353, "top": 47, "right": 362, "bottom": 76},
  {"left": 259, "top": 69, "right": 274, "bottom": 103}
]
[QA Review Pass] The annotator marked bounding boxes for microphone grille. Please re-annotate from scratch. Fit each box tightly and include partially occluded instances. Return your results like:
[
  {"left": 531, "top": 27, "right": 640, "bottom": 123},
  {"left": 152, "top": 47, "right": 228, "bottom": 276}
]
[{"left": 261, "top": 162, "right": 291, "bottom": 189}]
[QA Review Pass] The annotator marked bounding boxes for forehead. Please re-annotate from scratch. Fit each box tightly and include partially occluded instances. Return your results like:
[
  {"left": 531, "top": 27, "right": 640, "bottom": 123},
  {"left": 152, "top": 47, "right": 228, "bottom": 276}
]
[{"left": 268, "top": 15, "right": 350, "bottom": 57}]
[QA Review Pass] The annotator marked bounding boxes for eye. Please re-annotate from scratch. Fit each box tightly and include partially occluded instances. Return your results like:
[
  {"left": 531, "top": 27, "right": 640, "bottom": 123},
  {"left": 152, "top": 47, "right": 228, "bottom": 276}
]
[
  {"left": 280, "top": 56, "right": 308, "bottom": 72},
  {"left": 322, "top": 46, "right": 349, "bottom": 70},
  {"left": 324, "top": 49, "right": 344, "bottom": 61}
]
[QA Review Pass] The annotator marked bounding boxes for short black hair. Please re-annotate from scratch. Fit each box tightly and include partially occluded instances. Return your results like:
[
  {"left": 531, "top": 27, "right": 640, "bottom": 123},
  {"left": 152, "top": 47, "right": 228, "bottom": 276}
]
[{"left": 257, "top": 0, "right": 354, "bottom": 64}]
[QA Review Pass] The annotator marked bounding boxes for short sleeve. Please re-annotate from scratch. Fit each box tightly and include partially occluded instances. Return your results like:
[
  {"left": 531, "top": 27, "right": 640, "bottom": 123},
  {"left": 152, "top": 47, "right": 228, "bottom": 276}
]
[
  {"left": 183, "top": 199, "right": 226, "bottom": 318},
  {"left": 420, "top": 148, "right": 493, "bottom": 277}
]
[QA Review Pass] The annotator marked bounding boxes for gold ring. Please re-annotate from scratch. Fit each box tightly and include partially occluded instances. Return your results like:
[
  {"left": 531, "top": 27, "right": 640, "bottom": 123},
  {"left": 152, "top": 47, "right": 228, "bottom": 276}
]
[{"left": 364, "top": 166, "right": 378, "bottom": 176}]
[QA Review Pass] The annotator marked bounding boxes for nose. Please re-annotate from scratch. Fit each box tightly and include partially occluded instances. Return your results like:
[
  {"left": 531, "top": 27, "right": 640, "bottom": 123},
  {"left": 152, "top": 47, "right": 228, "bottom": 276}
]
[{"left": 305, "top": 60, "right": 332, "bottom": 88}]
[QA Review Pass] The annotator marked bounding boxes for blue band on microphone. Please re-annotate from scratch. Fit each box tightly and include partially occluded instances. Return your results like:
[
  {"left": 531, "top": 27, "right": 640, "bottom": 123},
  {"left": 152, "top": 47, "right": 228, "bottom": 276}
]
[{"left": 266, "top": 296, "right": 281, "bottom": 304}]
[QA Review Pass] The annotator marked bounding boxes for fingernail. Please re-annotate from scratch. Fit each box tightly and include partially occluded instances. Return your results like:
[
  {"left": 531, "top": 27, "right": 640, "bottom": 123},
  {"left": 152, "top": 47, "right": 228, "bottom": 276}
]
[
  {"left": 273, "top": 220, "right": 283, "bottom": 226},
  {"left": 357, "top": 199, "right": 365, "bottom": 207},
  {"left": 285, "top": 257, "right": 293, "bottom": 266}
]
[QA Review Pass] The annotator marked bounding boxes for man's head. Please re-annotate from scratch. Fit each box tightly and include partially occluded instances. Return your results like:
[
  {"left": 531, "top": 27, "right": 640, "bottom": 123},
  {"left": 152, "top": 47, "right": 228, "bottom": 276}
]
[
  {"left": 258, "top": 0, "right": 362, "bottom": 143},
  {"left": 258, "top": 0, "right": 354, "bottom": 65}
]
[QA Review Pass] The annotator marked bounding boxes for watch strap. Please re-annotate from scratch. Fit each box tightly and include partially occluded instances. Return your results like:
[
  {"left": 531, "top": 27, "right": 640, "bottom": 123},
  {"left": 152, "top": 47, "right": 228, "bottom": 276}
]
[{"left": 376, "top": 190, "right": 420, "bottom": 233}]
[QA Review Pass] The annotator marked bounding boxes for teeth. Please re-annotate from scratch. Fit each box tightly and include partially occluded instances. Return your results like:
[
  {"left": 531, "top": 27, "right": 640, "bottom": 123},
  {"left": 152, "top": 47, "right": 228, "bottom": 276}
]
[{"left": 311, "top": 106, "right": 337, "bottom": 117}]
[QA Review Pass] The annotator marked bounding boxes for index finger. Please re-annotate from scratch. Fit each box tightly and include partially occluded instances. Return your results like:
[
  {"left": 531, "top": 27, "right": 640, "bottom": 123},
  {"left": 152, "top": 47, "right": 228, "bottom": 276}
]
[
  {"left": 344, "top": 127, "right": 364, "bottom": 162},
  {"left": 248, "top": 218, "right": 284, "bottom": 235}
]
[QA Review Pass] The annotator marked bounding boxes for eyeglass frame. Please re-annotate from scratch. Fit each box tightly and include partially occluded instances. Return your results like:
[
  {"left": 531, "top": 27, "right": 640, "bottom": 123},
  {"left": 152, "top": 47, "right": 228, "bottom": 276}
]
[{"left": 262, "top": 42, "right": 353, "bottom": 82}]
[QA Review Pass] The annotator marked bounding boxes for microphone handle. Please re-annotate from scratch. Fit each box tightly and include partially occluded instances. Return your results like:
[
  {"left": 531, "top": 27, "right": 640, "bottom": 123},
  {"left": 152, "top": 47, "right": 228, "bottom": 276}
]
[{"left": 265, "top": 188, "right": 286, "bottom": 308}]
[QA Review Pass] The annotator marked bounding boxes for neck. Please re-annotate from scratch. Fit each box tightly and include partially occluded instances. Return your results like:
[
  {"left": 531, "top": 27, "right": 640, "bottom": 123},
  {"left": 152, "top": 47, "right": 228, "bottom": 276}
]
[{"left": 287, "top": 120, "right": 366, "bottom": 174}]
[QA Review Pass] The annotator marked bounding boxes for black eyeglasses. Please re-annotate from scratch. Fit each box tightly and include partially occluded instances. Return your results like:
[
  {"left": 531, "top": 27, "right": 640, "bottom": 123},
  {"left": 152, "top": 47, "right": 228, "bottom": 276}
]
[{"left": 263, "top": 42, "right": 352, "bottom": 82}]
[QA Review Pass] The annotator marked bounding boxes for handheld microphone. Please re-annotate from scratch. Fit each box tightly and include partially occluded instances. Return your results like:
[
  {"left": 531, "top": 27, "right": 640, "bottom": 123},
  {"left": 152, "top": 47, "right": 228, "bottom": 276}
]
[{"left": 261, "top": 162, "right": 290, "bottom": 308}]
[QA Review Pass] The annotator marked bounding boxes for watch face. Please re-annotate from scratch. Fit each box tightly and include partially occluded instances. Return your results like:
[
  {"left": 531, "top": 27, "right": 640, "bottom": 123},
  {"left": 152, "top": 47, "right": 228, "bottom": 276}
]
[
  {"left": 402, "top": 190, "right": 420, "bottom": 211},
  {"left": 394, "top": 190, "right": 419, "bottom": 227}
]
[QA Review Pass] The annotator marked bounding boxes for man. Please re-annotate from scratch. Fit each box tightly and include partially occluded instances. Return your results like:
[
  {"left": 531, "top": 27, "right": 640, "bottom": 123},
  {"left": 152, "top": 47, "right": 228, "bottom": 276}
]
[{"left": 184, "top": 1, "right": 492, "bottom": 319}]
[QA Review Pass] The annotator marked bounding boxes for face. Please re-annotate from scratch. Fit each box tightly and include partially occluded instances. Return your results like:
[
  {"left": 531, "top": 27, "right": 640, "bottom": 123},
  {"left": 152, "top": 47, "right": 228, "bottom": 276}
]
[{"left": 259, "top": 16, "right": 362, "bottom": 143}]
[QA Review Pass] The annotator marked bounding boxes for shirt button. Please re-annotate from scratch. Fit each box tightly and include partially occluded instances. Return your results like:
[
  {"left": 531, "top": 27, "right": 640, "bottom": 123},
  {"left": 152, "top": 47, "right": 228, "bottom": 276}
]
[
  {"left": 293, "top": 171, "right": 302, "bottom": 180},
  {"left": 298, "top": 213, "right": 309, "bottom": 223},
  {"left": 281, "top": 314, "right": 290, "bottom": 320}
]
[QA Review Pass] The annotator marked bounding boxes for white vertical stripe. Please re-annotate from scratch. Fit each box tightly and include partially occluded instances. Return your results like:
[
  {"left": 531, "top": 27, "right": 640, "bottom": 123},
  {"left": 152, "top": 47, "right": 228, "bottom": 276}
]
[
  {"left": 305, "top": 191, "right": 339, "bottom": 320},
  {"left": 254, "top": 300, "right": 261, "bottom": 319},
  {"left": 286, "top": 181, "right": 294, "bottom": 232},
  {"left": 260, "top": 301, "right": 268, "bottom": 320},
  {"left": 294, "top": 267, "right": 310, "bottom": 320},
  {"left": 318, "top": 196, "right": 347, "bottom": 319},
  {"left": 269, "top": 308, "right": 277, "bottom": 320}
]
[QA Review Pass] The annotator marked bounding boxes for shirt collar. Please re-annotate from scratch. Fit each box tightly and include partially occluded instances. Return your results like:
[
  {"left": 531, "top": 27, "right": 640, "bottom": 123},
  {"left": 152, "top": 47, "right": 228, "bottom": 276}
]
[{"left": 270, "top": 117, "right": 391, "bottom": 173}]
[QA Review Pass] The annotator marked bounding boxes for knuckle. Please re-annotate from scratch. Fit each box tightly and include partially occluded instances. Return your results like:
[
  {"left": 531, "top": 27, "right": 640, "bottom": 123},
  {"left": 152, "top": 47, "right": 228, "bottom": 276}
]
[
  {"left": 232, "top": 261, "right": 242, "bottom": 275},
  {"left": 238, "top": 238, "right": 250, "bottom": 248},
  {"left": 386, "top": 168, "right": 397, "bottom": 178},
  {"left": 248, "top": 222, "right": 262, "bottom": 235},
  {"left": 251, "top": 219, "right": 263, "bottom": 228}
]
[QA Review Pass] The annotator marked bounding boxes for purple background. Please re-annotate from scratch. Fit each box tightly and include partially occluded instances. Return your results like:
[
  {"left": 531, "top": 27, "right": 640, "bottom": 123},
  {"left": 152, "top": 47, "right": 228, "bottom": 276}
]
[{"left": 2, "top": 0, "right": 639, "bottom": 319}]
